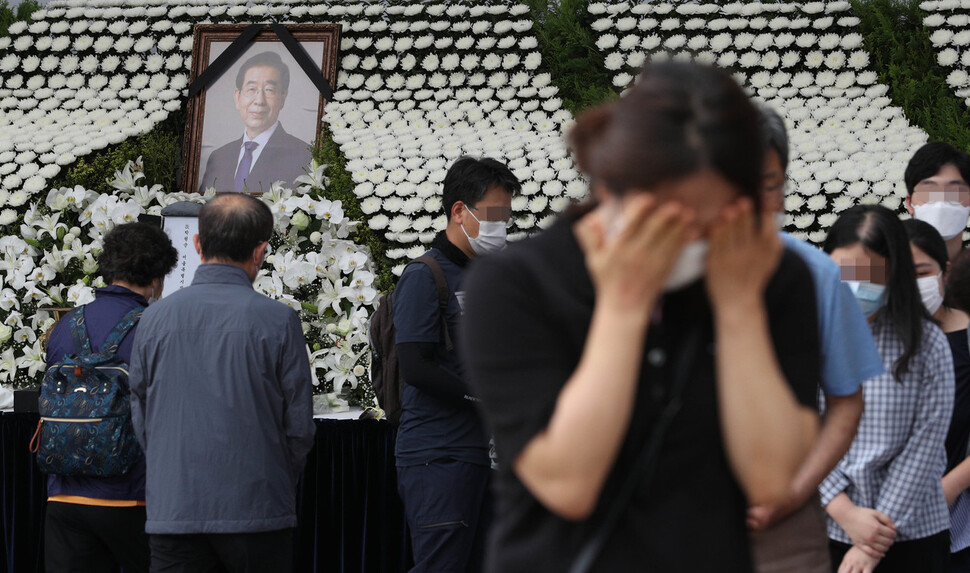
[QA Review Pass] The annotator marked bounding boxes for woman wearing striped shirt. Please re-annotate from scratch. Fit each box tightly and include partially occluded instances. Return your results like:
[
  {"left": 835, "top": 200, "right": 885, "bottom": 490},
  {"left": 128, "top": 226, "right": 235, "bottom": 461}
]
[{"left": 822, "top": 204, "right": 954, "bottom": 573}]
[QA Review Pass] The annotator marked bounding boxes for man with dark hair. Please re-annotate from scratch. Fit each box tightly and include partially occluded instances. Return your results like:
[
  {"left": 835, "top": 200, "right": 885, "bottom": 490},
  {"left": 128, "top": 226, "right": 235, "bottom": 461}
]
[
  {"left": 393, "top": 156, "right": 520, "bottom": 572},
  {"left": 198, "top": 50, "right": 312, "bottom": 193},
  {"left": 748, "top": 105, "right": 883, "bottom": 572},
  {"left": 44, "top": 222, "right": 178, "bottom": 573},
  {"left": 905, "top": 142, "right": 970, "bottom": 260},
  {"left": 129, "top": 194, "right": 315, "bottom": 572}
]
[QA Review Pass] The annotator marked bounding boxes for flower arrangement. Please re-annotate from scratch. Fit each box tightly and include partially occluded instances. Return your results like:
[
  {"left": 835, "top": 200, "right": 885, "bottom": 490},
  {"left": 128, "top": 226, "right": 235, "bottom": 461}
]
[
  {"left": 588, "top": 0, "right": 930, "bottom": 244},
  {"left": 0, "top": 156, "right": 379, "bottom": 406},
  {"left": 0, "top": 0, "right": 579, "bottom": 398},
  {"left": 0, "top": 0, "right": 578, "bottom": 278},
  {"left": 921, "top": 0, "right": 970, "bottom": 107}
]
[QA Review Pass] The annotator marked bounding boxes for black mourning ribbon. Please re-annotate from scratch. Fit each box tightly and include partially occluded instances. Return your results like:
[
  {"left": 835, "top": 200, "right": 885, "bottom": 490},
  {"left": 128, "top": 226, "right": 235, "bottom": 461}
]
[{"left": 187, "top": 23, "right": 334, "bottom": 101}]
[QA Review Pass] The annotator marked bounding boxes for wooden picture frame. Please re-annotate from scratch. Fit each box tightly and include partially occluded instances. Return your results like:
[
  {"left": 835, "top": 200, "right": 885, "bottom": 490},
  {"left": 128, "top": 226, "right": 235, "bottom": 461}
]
[{"left": 182, "top": 24, "right": 340, "bottom": 194}]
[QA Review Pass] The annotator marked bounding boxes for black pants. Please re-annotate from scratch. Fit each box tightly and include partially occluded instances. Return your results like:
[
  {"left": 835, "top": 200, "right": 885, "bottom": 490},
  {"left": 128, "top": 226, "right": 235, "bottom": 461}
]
[
  {"left": 397, "top": 460, "right": 492, "bottom": 573},
  {"left": 829, "top": 531, "right": 950, "bottom": 573},
  {"left": 45, "top": 500, "right": 150, "bottom": 573},
  {"left": 148, "top": 529, "right": 293, "bottom": 573},
  {"left": 950, "top": 545, "right": 970, "bottom": 573}
]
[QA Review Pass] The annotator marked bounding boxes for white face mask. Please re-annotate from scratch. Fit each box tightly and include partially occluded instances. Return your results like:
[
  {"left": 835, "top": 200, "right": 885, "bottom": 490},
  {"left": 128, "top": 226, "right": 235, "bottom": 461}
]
[
  {"left": 461, "top": 208, "right": 507, "bottom": 256},
  {"left": 917, "top": 272, "right": 944, "bottom": 315},
  {"left": 913, "top": 201, "right": 970, "bottom": 241},
  {"left": 664, "top": 240, "right": 709, "bottom": 292}
]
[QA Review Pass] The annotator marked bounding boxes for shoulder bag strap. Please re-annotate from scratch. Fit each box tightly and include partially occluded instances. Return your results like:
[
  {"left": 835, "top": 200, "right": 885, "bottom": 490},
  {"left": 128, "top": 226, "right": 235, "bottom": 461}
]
[
  {"left": 570, "top": 326, "right": 704, "bottom": 573},
  {"left": 100, "top": 307, "right": 144, "bottom": 355},
  {"left": 68, "top": 306, "right": 92, "bottom": 355},
  {"left": 411, "top": 255, "right": 454, "bottom": 352}
]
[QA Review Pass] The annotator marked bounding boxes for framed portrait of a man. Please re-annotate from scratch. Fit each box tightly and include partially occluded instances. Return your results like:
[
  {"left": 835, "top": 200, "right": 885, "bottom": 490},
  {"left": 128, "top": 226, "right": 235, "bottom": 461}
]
[{"left": 183, "top": 24, "right": 340, "bottom": 194}]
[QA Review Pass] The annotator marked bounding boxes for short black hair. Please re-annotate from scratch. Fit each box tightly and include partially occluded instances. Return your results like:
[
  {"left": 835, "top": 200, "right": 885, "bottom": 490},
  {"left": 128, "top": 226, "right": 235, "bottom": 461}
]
[
  {"left": 903, "top": 141, "right": 970, "bottom": 196},
  {"left": 98, "top": 222, "right": 178, "bottom": 287},
  {"left": 235, "top": 51, "right": 290, "bottom": 92},
  {"left": 441, "top": 156, "right": 521, "bottom": 219},
  {"left": 758, "top": 103, "right": 789, "bottom": 171},
  {"left": 198, "top": 194, "right": 274, "bottom": 263}
]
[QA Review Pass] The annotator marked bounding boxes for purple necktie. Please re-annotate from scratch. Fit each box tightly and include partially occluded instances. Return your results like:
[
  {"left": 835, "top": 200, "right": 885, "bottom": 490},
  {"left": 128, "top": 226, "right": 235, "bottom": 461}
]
[{"left": 233, "top": 141, "right": 259, "bottom": 193}]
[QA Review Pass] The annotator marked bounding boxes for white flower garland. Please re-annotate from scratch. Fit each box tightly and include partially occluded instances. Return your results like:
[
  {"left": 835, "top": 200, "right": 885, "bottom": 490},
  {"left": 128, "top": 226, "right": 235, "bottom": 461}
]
[
  {"left": 0, "top": 0, "right": 576, "bottom": 396},
  {"left": 0, "top": 1, "right": 576, "bottom": 280},
  {"left": 921, "top": 0, "right": 970, "bottom": 106},
  {"left": 0, "top": 157, "right": 377, "bottom": 403},
  {"left": 588, "top": 0, "right": 928, "bottom": 244}
]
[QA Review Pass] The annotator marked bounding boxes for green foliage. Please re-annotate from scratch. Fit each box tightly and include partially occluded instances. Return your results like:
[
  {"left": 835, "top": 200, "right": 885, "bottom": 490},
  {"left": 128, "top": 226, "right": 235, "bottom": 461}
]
[
  {"left": 312, "top": 132, "right": 395, "bottom": 293},
  {"left": 50, "top": 110, "right": 185, "bottom": 193},
  {"left": 852, "top": 0, "right": 970, "bottom": 151},
  {"left": 0, "top": 0, "right": 39, "bottom": 37},
  {"left": 524, "top": 0, "right": 618, "bottom": 115}
]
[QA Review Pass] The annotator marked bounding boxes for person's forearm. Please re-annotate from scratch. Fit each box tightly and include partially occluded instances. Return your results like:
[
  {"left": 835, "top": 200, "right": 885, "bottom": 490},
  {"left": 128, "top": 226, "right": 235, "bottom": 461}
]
[
  {"left": 715, "top": 297, "right": 818, "bottom": 507},
  {"left": 789, "top": 390, "right": 863, "bottom": 505},
  {"left": 514, "top": 302, "right": 651, "bottom": 520},
  {"left": 826, "top": 492, "right": 855, "bottom": 523},
  {"left": 943, "top": 456, "right": 970, "bottom": 505},
  {"left": 398, "top": 343, "right": 476, "bottom": 407}
]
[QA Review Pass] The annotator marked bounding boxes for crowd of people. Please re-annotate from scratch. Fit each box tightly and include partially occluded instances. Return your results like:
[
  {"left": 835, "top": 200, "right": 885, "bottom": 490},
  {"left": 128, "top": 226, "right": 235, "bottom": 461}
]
[{"left": 36, "top": 60, "right": 970, "bottom": 573}]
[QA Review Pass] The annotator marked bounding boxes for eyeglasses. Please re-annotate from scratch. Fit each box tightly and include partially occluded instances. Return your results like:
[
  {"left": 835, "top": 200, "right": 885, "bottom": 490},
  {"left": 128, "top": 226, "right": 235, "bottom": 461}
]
[
  {"left": 913, "top": 181, "right": 970, "bottom": 204},
  {"left": 240, "top": 85, "right": 281, "bottom": 100},
  {"left": 468, "top": 205, "right": 514, "bottom": 229}
]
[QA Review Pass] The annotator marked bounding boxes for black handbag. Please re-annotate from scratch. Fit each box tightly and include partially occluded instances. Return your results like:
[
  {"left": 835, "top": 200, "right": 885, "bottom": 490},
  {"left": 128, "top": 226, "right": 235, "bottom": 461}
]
[{"left": 570, "top": 326, "right": 703, "bottom": 573}]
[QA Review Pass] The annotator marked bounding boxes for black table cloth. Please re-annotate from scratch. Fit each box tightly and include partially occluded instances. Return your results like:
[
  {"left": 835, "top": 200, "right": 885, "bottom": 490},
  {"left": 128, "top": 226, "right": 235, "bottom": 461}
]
[{"left": 0, "top": 412, "right": 411, "bottom": 573}]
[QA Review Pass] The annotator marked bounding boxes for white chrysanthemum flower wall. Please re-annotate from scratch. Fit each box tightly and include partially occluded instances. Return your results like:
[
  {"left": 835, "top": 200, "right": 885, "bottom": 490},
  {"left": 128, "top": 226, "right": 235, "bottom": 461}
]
[
  {"left": 0, "top": 0, "right": 578, "bottom": 278},
  {"left": 589, "top": 0, "right": 930, "bottom": 244},
  {"left": 922, "top": 0, "right": 970, "bottom": 106}
]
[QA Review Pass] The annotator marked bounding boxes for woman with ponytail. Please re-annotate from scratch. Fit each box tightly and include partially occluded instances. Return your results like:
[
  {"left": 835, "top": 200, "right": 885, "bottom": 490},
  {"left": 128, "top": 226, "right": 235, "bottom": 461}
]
[{"left": 822, "top": 205, "right": 953, "bottom": 572}]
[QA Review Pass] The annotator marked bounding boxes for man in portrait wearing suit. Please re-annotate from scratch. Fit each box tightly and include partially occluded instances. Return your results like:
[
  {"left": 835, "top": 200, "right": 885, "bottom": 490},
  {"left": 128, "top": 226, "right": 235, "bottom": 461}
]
[{"left": 198, "top": 51, "right": 312, "bottom": 193}]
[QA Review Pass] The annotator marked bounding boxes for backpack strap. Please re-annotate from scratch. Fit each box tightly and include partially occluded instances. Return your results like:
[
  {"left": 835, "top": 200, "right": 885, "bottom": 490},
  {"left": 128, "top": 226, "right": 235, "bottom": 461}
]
[
  {"left": 68, "top": 307, "right": 92, "bottom": 355},
  {"left": 100, "top": 307, "right": 144, "bottom": 355},
  {"left": 410, "top": 255, "right": 454, "bottom": 353}
]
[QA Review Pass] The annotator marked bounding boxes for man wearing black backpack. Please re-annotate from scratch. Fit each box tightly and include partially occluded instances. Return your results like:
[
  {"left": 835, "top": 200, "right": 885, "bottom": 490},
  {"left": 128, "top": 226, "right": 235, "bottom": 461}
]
[
  {"left": 42, "top": 222, "right": 178, "bottom": 573},
  {"left": 393, "top": 156, "right": 520, "bottom": 572}
]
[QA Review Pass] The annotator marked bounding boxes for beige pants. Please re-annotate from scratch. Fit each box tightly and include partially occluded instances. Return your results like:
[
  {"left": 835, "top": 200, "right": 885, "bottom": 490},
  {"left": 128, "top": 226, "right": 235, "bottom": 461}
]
[{"left": 750, "top": 496, "right": 831, "bottom": 573}]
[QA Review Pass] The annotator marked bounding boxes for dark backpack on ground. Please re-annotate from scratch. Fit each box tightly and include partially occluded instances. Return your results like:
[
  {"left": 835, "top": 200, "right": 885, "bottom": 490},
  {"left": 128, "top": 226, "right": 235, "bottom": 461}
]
[
  {"left": 369, "top": 255, "right": 453, "bottom": 425},
  {"left": 30, "top": 306, "right": 144, "bottom": 477}
]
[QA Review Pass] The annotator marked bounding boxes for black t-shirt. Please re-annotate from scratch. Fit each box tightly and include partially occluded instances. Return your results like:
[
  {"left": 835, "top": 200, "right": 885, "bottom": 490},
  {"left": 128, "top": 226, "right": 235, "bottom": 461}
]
[
  {"left": 393, "top": 242, "right": 490, "bottom": 467},
  {"left": 945, "top": 328, "right": 970, "bottom": 473},
  {"left": 460, "top": 214, "right": 821, "bottom": 573}
]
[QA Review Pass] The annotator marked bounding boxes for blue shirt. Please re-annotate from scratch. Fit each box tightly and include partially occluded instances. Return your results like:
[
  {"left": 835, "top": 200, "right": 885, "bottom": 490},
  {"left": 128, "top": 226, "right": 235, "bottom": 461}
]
[
  {"left": 393, "top": 242, "right": 489, "bottom": 467},
  {"left": 44, "top": 285, "right": 148, "bottom": 501},
  {"left": 781, "top": 233, "right": 884, "bottom": 396}
]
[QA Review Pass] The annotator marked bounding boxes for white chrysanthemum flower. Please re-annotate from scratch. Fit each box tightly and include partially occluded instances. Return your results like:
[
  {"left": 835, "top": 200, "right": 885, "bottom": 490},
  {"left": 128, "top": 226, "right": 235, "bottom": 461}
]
[
  {"left": 761, "top": 52, "right": 781, "bottom": 69},
  {"left": 804, "top": 51, "right": 825, "bottom": 69},
  {"left": 930, "top": 29, "right": 955, "bottom": 45},
  {"left": 718, "top": 52, "right": 739, "bottom": 68},
  {"left": 825, "top": 52, "right": 847, "bottom": 69},
  {"left": 948, "top": 70, "right": 970, "bottom": 87},
  {"left": 603, "top": 52, "right": 625, "bottom": 71}
]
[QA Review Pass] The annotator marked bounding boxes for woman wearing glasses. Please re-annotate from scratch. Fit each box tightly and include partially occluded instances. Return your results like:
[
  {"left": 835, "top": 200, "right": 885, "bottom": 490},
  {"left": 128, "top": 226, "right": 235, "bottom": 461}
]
[{"left": 459, "top": 62, "right": 821, "bottom": 573}]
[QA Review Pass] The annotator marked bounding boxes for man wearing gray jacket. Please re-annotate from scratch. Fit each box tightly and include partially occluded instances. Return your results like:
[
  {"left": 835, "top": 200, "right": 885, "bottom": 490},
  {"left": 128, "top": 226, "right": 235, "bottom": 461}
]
[{"left": 129, "top": 193, "right": 315, "bottom": 572}]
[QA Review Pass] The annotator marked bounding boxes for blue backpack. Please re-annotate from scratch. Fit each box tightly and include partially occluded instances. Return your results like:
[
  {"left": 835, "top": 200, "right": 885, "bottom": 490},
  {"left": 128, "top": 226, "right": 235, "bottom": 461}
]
[{"left": 30, "top": 306, "right": 144, "bottom": 477}]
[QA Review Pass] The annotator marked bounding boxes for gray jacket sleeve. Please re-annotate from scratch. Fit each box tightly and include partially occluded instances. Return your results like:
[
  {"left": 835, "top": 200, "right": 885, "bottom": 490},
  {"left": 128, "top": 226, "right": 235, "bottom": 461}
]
[
  {"left": 279, "top": 311, "right": 316, "bottom": 483},
  {"left": 128, "top": 329, "right": 149, "bottom": 450}
]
